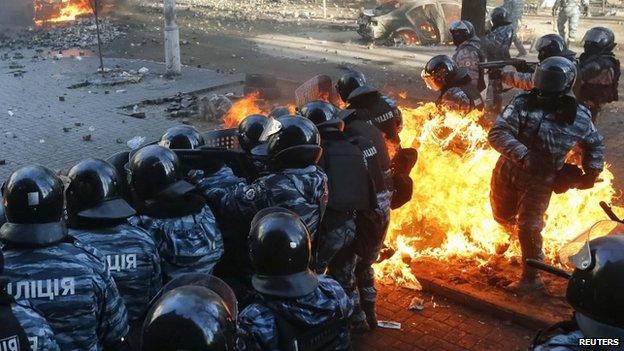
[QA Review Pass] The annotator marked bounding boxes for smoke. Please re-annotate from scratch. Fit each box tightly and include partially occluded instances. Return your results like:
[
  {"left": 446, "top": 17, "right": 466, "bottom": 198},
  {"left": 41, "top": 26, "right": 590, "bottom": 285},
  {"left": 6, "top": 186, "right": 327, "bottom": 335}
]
[{"left": 0, "top": 0, "right": 35, "bottom": 28}]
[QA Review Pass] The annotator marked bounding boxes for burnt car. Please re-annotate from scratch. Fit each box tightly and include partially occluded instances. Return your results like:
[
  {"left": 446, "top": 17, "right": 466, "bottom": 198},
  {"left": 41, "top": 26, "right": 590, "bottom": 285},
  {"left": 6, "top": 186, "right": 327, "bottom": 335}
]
[{"left": 357, "top": 0, "right": 461, "bottom": 46}]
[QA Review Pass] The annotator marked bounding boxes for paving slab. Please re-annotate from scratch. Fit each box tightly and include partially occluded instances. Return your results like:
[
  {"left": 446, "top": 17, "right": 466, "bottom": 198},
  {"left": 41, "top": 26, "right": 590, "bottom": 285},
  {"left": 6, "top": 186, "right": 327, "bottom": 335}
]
[{"left": 0, "top": 55, "right": 243, "bottom": 179}]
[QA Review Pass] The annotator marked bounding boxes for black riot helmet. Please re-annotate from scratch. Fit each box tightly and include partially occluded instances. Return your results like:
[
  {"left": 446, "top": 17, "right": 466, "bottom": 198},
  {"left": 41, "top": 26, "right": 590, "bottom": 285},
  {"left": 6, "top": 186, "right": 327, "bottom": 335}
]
[
  {"left": 421, "top": 55, "right": 460, "bottom": 92},
  {"left": 268, "top": 106, "right": 291, "bottom": 119},
  {"left": 490, "top": 7, "right": 510, "bottom": 27},
  {"left": 449, "top": 20, "right": 475, "bottom": 46},
  {"left": 237, "top": 114, "right": 269, "bottom": 152},
  {"left": 251, "top": 116, "right": 322, "bottom": 169},
  {"left": 535, "top": 34, "right": 568, "bottom": 61},
  {"left": 566, "top": 234, "right": 624, "bottom": 330},
  {"left": 298, "top": 100, "right": 337, "bottom": 125},
  {"left": 249, "top": 207, "right": 319, "bottom": 298},
  {"left": 66, "top": 158, "right": 136, "bottom": 224},
  {"left": 336, "top": 71, "right": 367, "bottom": 102},
  {"left": 532, "top": 56, "right": 577, "bottom": 96},
  {"left": 583, "top": 27, "right": 616, "bottom": 54},
  {"left": 141, "top": 285, "right": 237, "bottom": 351},
  {"left": 159, "top": 125, "right": 205, "bottom": 150},
  {"left": 128, "top": 145, "right": 195, "bottom": 202},
  {"left": 0, "top": 165, "right": 67, "bottom": 246}
]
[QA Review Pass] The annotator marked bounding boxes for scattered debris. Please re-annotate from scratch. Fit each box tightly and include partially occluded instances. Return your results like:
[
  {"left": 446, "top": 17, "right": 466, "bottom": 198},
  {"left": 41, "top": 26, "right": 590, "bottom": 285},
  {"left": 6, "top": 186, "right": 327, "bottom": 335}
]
[
  {"left": 39, "top": 139, "right": 45, "bottom": 144},
  {"left": 82, "top": 134, "right": 92, "bottom": 142},
  {"left": 62, "top": 127, "right": 71, "bottom": 132},
  {"left": 0, "top": 18, "right": 124, "bottom": 51},
  {"left": 59, "top": 96, "right": 65, "bottom": 102},
  {"left": 5, "top": 132, "right": 16, "bottom": 139},
  {"left": 115, "top": 138, "right": 124, "bottom": 144},
  {"left": 74, "top": 122, "right": 83, "bottom": 127},
  {"left": 7, "top": 111, "right": 14, "bottom": 116},
  {"left": 116, "top": 89, "right": 127, "bottom": 94},
  {"left": 138, "top": 67, "right": 149, "bottom": 75},
  {"left": 377, "top": 321, "right": 401, "bottom": 330},
  {"left": 88, "top": 126, "right": 96, "bottom": 132},
  {"left": 129, "top": 112, "right": 146, "bottom": 119},
  {"left": 409, "top": 297, "right": 425, "bottom": 311},
  {"left": 0, "top": 160, "right": 5, "bottom": 165}
]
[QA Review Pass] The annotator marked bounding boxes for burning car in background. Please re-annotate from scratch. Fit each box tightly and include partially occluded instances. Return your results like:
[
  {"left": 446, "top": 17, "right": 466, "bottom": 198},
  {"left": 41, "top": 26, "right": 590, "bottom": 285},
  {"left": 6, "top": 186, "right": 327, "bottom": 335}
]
[
  {"left": 357, "top": 0, "right": 461, "bottom": 46},
  {"left": 33, "top": 0, "right": 93, "bottom": 26}
]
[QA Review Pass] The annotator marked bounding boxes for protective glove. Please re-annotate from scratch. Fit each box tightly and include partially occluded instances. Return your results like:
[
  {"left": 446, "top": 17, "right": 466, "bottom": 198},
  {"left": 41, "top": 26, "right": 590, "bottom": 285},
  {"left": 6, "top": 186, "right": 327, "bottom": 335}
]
[{"left": 576, "top": 170, "right": 600, "bottom": 190}]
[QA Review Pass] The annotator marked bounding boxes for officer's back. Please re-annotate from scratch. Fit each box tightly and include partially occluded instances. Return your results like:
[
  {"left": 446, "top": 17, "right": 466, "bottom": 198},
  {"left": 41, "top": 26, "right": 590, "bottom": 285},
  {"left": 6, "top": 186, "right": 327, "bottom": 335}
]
[
  {"left": 0, "top": 251, "right": 60, "bottom": 351},
  {"left": 0, "top": 165, "right": 129, "bottom": 350},
  {"left": 65, "top": 158, "right": 162, "bottom": 344},
  {"left": 239, "top": 208, "right": 352, "bottom": 351},
  {"left": 205, "top": 116, "right": 328, "bottom": 241},
  {"left": 126, "top": 145, "right": 223, "bottom": 282}
]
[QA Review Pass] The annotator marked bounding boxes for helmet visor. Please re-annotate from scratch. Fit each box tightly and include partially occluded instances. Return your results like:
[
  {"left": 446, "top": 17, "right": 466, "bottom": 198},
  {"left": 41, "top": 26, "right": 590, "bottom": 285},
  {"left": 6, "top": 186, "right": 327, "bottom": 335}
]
[
  {"left": 421, "top": 70, "right": 443, "bottom": 91},
  {"left": 258, "top": 117, "right": 282, "bottom": 142},
  {"left": 559, "top": 220, "right": 624, "bottom": 270}
]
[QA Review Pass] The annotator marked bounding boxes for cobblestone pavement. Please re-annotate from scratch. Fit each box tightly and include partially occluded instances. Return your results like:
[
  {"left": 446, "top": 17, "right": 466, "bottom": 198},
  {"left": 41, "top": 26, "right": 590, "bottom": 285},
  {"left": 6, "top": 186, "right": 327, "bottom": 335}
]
[
  {"left": 352, "top": 285, "right": 536, "bottom": 351},
  {"left": 0, "top": 54, "right": 241, "bottom": 179}
]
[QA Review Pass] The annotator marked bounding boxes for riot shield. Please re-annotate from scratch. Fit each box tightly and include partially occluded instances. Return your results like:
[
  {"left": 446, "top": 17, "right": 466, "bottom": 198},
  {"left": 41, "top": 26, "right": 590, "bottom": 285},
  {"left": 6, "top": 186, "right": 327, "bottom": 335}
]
[
  {"left": 559, "top": 220, "right": 624, "bottom": 270},
  {"left": 295, "top": 75, "right": 341, "bottom": 107},
  {"left": 202, "top": 128, "right": 240, "bottom": 150}
]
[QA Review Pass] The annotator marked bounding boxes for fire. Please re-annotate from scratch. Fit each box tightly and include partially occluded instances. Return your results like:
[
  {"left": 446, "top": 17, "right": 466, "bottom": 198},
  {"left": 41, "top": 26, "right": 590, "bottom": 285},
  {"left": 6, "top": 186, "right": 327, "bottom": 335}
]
[
  {"left": 223, "top": 93, "right": 264, "bottom": 128},
  {"left": 34, "top": 0, "right": 93, "bottom": 26},
  {"left": 374, "top": 102, "right": 619, "bottom": 287}
]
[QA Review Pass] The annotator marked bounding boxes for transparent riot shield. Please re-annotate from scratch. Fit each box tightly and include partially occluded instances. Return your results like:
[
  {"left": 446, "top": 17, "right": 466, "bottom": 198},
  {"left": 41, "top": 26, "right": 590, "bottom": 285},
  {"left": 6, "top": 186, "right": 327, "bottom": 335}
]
[{"left": 559, "top": 220, "right": 624, "bottom": 270}]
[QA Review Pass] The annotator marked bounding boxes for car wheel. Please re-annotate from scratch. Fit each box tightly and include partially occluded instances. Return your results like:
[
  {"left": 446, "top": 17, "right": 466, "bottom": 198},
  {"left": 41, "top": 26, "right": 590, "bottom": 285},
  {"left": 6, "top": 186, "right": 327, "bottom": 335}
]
[{"left": 391, "top": 30, "right": 420, "bottom": 46}]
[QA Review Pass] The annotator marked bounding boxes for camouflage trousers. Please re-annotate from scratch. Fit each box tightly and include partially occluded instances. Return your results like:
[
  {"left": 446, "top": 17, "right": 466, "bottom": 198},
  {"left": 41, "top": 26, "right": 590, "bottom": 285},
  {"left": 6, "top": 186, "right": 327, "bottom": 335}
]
[
  {"left": 490, "top": 158, "right": 551, "bottom": 265},
  {"left": 352, "top": 208, "right": 390, "bottom": 321},
  {"left": 313, "top": 210, "right": 357, "bottom": 306},
  {"left": 557, "top": 7, "right": 581, "bottom": 42}
]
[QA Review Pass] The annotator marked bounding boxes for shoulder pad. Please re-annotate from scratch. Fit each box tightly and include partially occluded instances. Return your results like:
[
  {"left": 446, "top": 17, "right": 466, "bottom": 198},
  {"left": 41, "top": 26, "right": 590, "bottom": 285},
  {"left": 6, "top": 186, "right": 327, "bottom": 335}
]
[{"left": 347, "top": 85, "right": 379, "bottom": 101}]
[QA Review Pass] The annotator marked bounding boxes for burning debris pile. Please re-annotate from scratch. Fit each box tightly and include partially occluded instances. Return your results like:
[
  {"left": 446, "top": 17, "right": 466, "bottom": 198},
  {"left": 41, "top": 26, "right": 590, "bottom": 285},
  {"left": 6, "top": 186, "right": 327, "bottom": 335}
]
[
  {"left": 0, "top": 17, "right": 123, "bottom": 51},
  {"left": 33, "top": 0, "right": 93, "bottom": 26},
  {"left": 373, "top": 103, "right": 619, "bottom": 288}
]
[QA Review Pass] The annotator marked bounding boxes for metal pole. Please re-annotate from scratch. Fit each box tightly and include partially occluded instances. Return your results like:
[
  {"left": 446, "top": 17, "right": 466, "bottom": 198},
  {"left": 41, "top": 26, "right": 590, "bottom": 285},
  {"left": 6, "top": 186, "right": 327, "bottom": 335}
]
[
  {"left": 91, "top": 0, "right": 105, "bottom": 75},
  {"left": 164, "top": 0, "right": 181, "bottom": 76},
  {"left": 323, "top": 0, "right": 327, "bottom": 19}
]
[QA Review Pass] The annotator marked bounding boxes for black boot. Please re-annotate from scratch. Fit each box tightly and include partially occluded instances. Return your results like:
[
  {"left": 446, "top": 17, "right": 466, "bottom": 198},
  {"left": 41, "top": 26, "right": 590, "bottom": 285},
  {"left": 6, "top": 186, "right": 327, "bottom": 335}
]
[{"left": 361, "top": 301, "right": 377, "bottom": 330}]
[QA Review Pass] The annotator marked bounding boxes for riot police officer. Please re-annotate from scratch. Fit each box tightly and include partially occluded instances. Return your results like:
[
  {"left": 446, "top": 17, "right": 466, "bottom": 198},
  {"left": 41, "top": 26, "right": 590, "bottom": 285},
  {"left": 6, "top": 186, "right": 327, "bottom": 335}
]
[
  {"left": 0, "top": 165, "right": 129, "bottom": 350},
  {"left": 239, "top": 208, "right": 352, "bottom": 351},
  {"left": 502, "top": 34, "right": 577, "bottom": 91},
  {"left": 298, "top": 101, "right": 370, "bottom": 277},
  {"left": 335, "top": 70, "right": 399, "bottom": 332},
  {"left": 576, "top": 27, "right": 620, "bottom": 122},
  {"left": 488, "top": 57, "right": 605, "bottom": 291},
  {"left": 127, "top": 145, "right": 224, "bottom": 282},
  {"left": 0, "top": 251, "right": 60, "bottom": 351},
  {"left": 533, "top": 227, "right": 624, "bottom": 350},
  {"left": 422, "top": 55, "right": 485, "bottom": 112},
  {"left": 450, "top": 20, "right": 486, "bottom": 93},
  {"left": 66, "top": 158, "right": 162, "bottom": 345},
  {"left": 205, "top": 116, "right": 328, "bottom": 240},
  {"left": 141, "top": 275, "right": 239, "bottom": 351}
]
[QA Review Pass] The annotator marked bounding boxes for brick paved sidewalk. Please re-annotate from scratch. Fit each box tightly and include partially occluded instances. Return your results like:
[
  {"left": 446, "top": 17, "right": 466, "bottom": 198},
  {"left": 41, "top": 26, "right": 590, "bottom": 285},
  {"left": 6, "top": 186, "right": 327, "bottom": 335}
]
[{"left": 353, "top": 285, "right": 536, "bottom": 351}]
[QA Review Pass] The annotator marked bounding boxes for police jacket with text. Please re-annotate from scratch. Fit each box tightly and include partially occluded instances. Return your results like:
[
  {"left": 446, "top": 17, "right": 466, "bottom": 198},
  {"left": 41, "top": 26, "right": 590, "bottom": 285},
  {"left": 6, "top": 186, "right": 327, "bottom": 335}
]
[
  {"left": 69, "top": 222, "right": 163, "bottom": 321},
  {"left": 1, "top": 239, "right": 129, "bottom": 351}
]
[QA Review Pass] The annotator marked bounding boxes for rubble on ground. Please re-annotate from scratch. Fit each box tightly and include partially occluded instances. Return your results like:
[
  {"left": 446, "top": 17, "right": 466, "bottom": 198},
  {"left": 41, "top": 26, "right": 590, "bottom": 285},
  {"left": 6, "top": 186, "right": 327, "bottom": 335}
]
[{"left": 0, "top": 17, "right": 124, "bottom": 51}]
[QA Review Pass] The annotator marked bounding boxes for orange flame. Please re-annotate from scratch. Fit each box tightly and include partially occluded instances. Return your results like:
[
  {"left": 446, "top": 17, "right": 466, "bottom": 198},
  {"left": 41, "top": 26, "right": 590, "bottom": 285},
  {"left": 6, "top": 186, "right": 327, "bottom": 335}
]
[
  {"left": 374, "top": 102, "right": 621, "bottom": 288},
  {"left": 223, "top": 93, "right": 264, "bottom": 128},
  {"left": 34, "top": 0, "right": 93, "bottom": 26}
]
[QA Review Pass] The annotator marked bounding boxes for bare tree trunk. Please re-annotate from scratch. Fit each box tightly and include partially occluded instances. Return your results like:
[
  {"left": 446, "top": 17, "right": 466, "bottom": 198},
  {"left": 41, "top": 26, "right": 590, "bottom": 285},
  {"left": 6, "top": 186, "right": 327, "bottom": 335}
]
[{"left": 461, "top": 0, "right": 486, "bottom": 36}]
